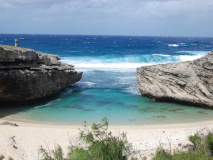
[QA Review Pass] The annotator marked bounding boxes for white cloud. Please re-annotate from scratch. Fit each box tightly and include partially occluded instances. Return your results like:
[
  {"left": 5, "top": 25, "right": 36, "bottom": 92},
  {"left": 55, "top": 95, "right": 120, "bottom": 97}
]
[
  {"left": 0, "top": 0, "right": 212, "bottom": 36},
  {"left": 1, "top": 0, "right": 213, "bottom": 18}
]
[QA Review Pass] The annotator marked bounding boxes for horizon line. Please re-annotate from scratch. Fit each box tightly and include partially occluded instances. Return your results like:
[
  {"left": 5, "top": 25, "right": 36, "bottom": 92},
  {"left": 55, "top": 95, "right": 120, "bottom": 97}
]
[{"left": 0, "top": 33, "right": 213, "bottom": 39}]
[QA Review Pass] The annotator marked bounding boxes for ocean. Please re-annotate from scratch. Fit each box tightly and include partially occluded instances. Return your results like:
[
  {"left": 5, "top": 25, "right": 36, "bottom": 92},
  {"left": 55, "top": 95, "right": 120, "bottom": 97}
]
[{"left": 1, "top": 34, "right": 213, "bottom": 125}]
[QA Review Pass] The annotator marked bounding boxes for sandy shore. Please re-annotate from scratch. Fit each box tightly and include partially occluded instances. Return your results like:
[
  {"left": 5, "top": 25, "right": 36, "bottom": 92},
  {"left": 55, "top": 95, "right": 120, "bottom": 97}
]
[{"left": 1, "top": 118, "right": 213, "bottom": 160}]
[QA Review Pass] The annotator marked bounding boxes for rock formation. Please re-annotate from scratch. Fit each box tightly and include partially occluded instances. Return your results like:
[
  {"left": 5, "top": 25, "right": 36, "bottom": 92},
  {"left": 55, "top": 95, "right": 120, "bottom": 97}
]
[
  {"left": 137, "top": 50, "right": 213, "bottom": 108},
  {"left": 0, "top": 45, "right": 83, "bottom": 102}
]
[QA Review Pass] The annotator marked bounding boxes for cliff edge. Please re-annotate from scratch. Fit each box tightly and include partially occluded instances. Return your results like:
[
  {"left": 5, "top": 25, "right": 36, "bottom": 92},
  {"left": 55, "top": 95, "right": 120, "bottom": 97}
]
[
  {"left": 137, "top": 50, "right": 213, "bottom": 108},
  {"left": 0, "top": 45, "right": 83, "bottom": 102}
]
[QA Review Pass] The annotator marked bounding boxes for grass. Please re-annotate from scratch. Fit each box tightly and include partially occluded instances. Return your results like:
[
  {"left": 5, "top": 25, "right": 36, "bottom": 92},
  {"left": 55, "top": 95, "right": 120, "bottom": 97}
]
[
  {"left": 0, "top": 45, "right": 17, "bottom": 49},
  {"left": 0, "top": 44, "right": 27, "bottom": 50}
]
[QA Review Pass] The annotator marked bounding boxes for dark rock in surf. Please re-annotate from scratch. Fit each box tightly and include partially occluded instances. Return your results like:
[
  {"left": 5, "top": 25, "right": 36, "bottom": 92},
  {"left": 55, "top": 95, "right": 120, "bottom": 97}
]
[
  {"left": 136, "top": 50, "right": 213, "bottom": 108},
  {"left": 83, "top": 108, "right": 95, "bottom": 112},
  {"left": 0, "top": 45, "right": 83, "bottom": 102},
  {"left": 0, "top": 121, "right": 18, "bottom": 127},
  {"left": 66, "top": 105, "right": 83, "bottom": 109}
]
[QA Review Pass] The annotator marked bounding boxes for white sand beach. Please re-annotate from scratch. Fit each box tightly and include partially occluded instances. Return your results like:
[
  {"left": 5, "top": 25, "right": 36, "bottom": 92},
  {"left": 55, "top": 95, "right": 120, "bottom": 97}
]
[{"left": 1, "top": 118, "right": 213, "bottom": 160}]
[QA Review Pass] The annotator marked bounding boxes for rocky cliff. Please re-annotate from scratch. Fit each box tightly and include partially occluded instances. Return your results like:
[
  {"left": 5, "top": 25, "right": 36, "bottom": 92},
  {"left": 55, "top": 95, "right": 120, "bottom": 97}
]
[
  {"left": 0, "top": 45, "right": 83, "bottom": 102},
  {"left": 137, "top": 50, "right": 213, "bottom": 108}
]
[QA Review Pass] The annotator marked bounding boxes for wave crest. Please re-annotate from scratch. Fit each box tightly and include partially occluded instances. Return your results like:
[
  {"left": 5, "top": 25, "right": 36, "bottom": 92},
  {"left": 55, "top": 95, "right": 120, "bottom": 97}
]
[{"left": 61, "top": 51, "right": 207, "bottom": 69}]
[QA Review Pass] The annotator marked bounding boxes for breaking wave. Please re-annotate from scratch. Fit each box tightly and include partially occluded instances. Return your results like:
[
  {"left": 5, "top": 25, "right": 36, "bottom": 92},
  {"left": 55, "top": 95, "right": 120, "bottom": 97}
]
[{"left": 61, "top": 51, "right": 207, "bottom": 69}]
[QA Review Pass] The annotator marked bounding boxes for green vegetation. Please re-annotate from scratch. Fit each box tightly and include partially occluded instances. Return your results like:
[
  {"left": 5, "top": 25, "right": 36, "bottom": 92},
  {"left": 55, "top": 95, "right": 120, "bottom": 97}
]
[
  {"left": 0, "top": 45, "right": 17, "bottom": 50},
  {"left": 38, "top": 119, "right": 213, "bottom": 160},
  {"left": 39, "top": 118, "right": 136, "bottom": 160},
  {"left": 0, "top": 44, "right": 26, "bottom": 50},
  {"left": 153, "top": 131, "right": 213, "bottom": 160},
  {"left": 184, "top": 61, "right": 191, "bottom": 63}
]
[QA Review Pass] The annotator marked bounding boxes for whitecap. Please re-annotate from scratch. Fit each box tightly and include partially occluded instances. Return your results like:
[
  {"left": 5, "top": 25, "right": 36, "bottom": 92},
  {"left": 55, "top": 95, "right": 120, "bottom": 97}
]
[
  {"left": 179, "top": 55, "right": 205, "bottom": 62},
  {"left": 60, "top": 51, "right": 208, "bottom": 70},
  {"left": 152, "top": 54, "right": 170, "bottom": 57},
  {"left": 175, "top": 51, "right": 207, "bottom": 62},
  {"left": 168, "top": 44, "right": 179, "bottom": 47},
  {"left": 60, "top": 54, "right": 180, "bottom": 70}
]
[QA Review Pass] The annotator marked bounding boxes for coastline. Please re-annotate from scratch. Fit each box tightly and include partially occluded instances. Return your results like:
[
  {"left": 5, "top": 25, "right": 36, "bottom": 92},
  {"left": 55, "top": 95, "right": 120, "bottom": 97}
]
[
  {"left": 1, "top": 117, "right": 213, "bottom": 159},
  {"left": 2, "top": 115, "right": 213, "bottom": 128}
]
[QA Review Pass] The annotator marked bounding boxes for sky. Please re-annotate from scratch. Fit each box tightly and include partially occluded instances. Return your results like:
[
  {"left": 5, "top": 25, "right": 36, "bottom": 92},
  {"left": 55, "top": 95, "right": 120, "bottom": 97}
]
[{"left": 0, "top": 0, "right": 213, "bottom": 37}]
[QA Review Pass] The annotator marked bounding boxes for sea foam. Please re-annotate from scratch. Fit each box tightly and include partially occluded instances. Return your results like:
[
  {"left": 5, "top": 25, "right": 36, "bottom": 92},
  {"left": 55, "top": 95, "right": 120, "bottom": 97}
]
[
  {"left": 168, "top": 44, "right": 179, "bottom": 47},
  {"left": 61, "top": 51, "right": 207, "bottom": 69}
]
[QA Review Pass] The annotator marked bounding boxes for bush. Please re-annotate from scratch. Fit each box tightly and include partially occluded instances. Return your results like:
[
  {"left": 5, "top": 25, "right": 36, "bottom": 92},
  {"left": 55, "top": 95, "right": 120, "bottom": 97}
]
[
  {"left": 189, "top": 133, "right": 202, "bottom": 150},
  {"left": 39, "top": 119, "right": 213, "bottom": 160},
  {"left": 39, "top": 118, "right": 136, "bottom": 160},
  {"left": 152, "top": 131, "right": 213, "bottom": 160},
  {"left": 206, "top": 132, "right": 213, "bottom": 154}
]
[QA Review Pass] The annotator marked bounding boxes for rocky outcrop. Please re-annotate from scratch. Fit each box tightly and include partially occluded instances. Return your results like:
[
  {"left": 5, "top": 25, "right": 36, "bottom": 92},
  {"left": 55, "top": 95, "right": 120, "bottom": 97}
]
[
  {"left": 137, "top": 50, "right": 213, "bottom": 108},
  {"left": 0, "top": 45, "right": 83, "bottom": 102}
]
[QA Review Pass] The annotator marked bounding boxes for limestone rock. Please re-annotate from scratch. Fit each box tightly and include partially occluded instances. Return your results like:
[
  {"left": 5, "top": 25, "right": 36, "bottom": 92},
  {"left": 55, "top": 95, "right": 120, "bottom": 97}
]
[
  {"left": 0, "top": 45, "right": 83, "bottom": 102},
  {"left": 137, "top": 51, "right": 213, "bottom": 108}
]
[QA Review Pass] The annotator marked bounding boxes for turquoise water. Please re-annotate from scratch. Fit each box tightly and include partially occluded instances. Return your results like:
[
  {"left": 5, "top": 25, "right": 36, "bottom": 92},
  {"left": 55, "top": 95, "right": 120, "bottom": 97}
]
[
  {"left": 1, "top": 35, "right": 213, "bottom": 125},
  {"left": 2, "top": 69, "right": 213, "bottom": 125}
]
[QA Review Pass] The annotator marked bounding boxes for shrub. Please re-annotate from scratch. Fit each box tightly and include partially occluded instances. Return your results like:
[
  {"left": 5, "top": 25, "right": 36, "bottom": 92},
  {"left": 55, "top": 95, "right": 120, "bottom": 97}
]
[
  {"left": 39, "top": 118, "right": 136, "bottom": 160},
  {"left": 189, "top": 133, "right": 202, "bottom": 150},
  {"left": 206, "top": 132, "right": 213, "bottom": 155},
  {"left": 152, "top": 131, "right": 213, "bottom": 160}
]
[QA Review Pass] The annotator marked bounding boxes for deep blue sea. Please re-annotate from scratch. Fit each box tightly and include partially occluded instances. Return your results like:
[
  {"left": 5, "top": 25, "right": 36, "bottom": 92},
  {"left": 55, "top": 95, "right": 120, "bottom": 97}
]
[{"left": 1, "top": 34, "right": 213, "bottom": 125}]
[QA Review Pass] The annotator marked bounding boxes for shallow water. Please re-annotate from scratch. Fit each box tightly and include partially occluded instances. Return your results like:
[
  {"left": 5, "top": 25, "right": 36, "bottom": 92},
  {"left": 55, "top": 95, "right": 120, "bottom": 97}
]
[{"left": 2, "top": 69, "right": 213, "bottom": 125}]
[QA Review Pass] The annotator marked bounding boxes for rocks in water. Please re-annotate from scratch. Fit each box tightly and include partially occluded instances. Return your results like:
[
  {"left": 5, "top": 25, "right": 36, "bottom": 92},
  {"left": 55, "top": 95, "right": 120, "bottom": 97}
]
[
  {"left": 83, "top": 108, "right": 95, "bottom": 112},
  {"left": 65, "top": 105, "right": 83, "bottom": 109},
  {"left": 137, "top": 51, "right": 213, "bottom": 108},
  {"left": 0, "top": 45, "right": 83, "bottom": 102},
  {"left": 0, "top": 121, "right": 19, "bottom": 127},
  {"left": 164, "top": 108, "right": 183, "bottom": 112},
  {"left": 65, "top": 105, "right": 95, "bottom": 112},
  {"left": 153, "top": 116, "right": 166, "bottom": 119}
]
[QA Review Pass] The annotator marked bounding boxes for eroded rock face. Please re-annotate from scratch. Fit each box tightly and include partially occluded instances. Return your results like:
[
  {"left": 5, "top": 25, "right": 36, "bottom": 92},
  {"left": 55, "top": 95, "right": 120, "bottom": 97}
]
[
  {"left": 0, "top": 45, "right": 83, "bottom": 102},
  {"left": 137, "top": 50, "right": 213, "bottom": 108}
]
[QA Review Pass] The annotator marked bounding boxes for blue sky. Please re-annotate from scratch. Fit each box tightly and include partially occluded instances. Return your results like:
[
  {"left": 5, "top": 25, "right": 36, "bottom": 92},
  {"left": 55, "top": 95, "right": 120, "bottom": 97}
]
[{"left": 0, "top": 0, "right": 213, "bottom": 37}]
